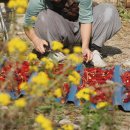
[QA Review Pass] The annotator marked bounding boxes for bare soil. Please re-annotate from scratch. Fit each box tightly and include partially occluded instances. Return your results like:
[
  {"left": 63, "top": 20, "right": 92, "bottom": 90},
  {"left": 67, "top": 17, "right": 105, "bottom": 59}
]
[{"left": 103, "top": 21, "right": 130, "bottom": 66}]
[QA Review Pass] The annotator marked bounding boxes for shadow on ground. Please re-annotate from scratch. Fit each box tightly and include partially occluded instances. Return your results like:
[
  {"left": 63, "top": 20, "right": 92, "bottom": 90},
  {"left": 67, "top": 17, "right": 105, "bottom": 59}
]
[{"left": 101, "top": 45, "right": 122, "bottom": 57}]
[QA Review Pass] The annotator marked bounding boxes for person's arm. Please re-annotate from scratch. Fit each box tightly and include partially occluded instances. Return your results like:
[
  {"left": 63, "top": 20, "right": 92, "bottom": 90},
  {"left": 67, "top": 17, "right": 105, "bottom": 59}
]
[
  {"left": 78, "top": 0, "right": 93, "bottom": 61},
  {"left": 81, "top": 23, "right": 92, "bottom": 62},
  {"left": 24, "top": 27, "right": 48, "bottom": 53},
  {"left": 24, "top": 0, "right": 48, "bottom": 53}
]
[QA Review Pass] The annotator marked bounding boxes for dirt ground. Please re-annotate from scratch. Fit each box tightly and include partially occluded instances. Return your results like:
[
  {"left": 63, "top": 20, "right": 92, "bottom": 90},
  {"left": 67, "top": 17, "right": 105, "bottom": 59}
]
[{"left": 103, "top": 21, "right": 130, "bottom": 66}]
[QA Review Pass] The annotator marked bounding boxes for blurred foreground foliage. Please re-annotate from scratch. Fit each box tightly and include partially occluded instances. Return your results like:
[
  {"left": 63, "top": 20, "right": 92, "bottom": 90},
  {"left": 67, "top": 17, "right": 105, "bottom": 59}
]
[{"left": 0, "top": 0, "right": 127, "bottom": 130}]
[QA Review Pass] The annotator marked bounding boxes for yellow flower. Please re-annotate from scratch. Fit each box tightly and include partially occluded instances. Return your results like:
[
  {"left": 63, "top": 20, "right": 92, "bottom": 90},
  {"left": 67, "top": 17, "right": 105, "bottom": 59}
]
[
  {"left": 35, "top": 114, "right": 53, "bottom": 130},
  {"left": 52, "top": 41, "right": 63, "bottom": 51},
  {"left": 27, "top": 53, "right": 38, "bottom": 61},
  {"left": 8, "top": 0, "right": 28, "bottom": 9},
  {"left": 83, "top": 88, "right": 96, "bottom": 95},
  {"left": 30, "top": 66, "right": 38, "bottom": 72},
  {"left": 83, "top": 94, "right": 90, "bottom": 101},
  {"left": 96, "top": 102, "right": 109, "bottom": 109},
  {"left": 7, "top": 0, "right": 17, "bottom": 8},
  {"left": 19, "top": 55, "right": 26, "bottom": 60},
  {"left": 31, "top": 16, "right": 37, "bottom": 21},
  {"left": 41, "top": 58, "right": 54, "bottom": 70},
  {"left": 14, "top": 98, "right": 27, "bottom": 108},
  {"left": 16, "top": 7, "right": 25, "bottom": 14},
  {"left": 54, "top": 88, "right": 62, "bottom": 98},
  {"left": 19, "top": 82, "right": 28, "bottom": 91},
  {"left": 76, "top": 88, "right": 96, "bottom": 101},
  {"left": 16, "top": 0, "right": 28, "bottom": 8},
  {"left": 8, "top": 37, "right": 27, "bottom": 54},
  {"left": 76, "top": 91, "right": 83, "bottom": 99},
  {"left": 0, "top": 93, "right": 11, "bottom": 106},
  {"left": 67, "top": 54, "right": 83, "bottom": 64},
  {"left": 35, "top": 114, "right": 45, "bottom": 124},
  {"left": 29, "top": 84, "right": 46, "bottom": 97},
  {"left": 73, "top": 46, "right": 82, "bottom": 53},
  {"left": 32, "top": 72, "right": 49, "bottom": 86},
  {"left": 62, "top": 48, "right": 70, "bottom": 54},
  {"left": 62, "top": 124, "right": 74, "bottom": 130},
  {"left": 76, "top": 90, "right": 90, "bottom": 101},
  {"left": 68, "top": 71, "right": 80, "bottom": 85}
]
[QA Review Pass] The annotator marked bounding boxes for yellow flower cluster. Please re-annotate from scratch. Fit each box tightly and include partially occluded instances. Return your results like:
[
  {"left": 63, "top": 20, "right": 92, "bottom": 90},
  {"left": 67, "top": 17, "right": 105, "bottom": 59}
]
[
  {"left": 32, "top": 72, "right": 49, "bottom": 86},
  {"left": 54, "top": 88, "right": 62, "bottom": 98},
  {"left": 30, "top": 85, "right": 44, "bottom": 97},
  {"left": 76, "top": 88, "right": 96, "bottom": 101},
  {"left": 35, "top": 114, "right": 53, "bottom": 130},
  {"left": 52, "top": 41, "right": 63, "bottom": 51},
  {"left": 62, "top": 48, "right": 70, "bottom": 55},
  {"left": 41, "top": 58, "right": 54, "bottom": 70},
  {"left": 27, "top": 53, "right": 38, "bottom": 61},
  {"left": 8, "top": 0, "right": 28, "bottom": 14},
  {"left": 14, "top": 98, "right": 27, "bottom": 108},
  {"left": 0, "top": 93, "right": 11, "bottom": 106},
  {"left": 73, "top": 46, "right": 82, "bottom": 53},
  {"left": 19, "top": 82, "right": 28, "bottom": 91},
  {"left": 68, "top": 71, "right": 80, "bottom": 85},
  {"left": 30, "top": 66, "right": 38, "bottom": 72},
  {"left": 96, "top": 102, "right": 109, "bottom": 109},
  {"left": 62, "top": 124, "right": 74, "bottom": 130},
  {"left": 19, "top": 82, "right": 45, "bottom": 97},
  {"left": 31, "top": 16, "right": 37, "bottom": 22},
  {"left": 68, "top": 54, "right": 83, "bottom": 64},
  {"left": 8, "top": 37, "right": 27, "bottom": 54}
]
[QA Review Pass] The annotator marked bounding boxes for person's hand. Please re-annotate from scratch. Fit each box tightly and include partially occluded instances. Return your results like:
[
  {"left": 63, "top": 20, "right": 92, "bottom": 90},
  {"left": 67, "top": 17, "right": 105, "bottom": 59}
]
[
  {"left": 32, "top": 37, "right": 48, "bottom": 54},
  {"left": 82, "top": 48, "right": 92, "bottom": 62}
]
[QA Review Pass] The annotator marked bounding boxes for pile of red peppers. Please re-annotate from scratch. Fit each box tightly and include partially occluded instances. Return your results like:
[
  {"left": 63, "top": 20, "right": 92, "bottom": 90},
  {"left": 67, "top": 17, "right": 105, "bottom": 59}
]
[
  {"left": 79, "top": 67, "right": 114, "bottom": 89},
  {"left": 0, "top": 61, "right": 30, "bottom": 94},
  {"left": 121, "top": 71, "right": 130, "bottom": 103},
  {"left": 63, "top": 67, "right": 114, "bottom": 104},
  {"left": 1, "top": 60, "right": 130, "bottom": 104},
  {"left": 79, "top": 67, "right": 114, "bottom": 104}
]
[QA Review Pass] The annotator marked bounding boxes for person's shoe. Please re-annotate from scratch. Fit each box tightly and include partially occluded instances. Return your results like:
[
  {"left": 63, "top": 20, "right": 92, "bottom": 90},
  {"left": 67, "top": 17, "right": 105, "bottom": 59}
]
[
  {"left": 91, "top": 50, "right": 107, "bottom": 68},
  {"left": 90, "top": 44, "right": 107, "bottom": 57},
  {"left": 90, "top": 44, "right": 101, "bottom": 52}
]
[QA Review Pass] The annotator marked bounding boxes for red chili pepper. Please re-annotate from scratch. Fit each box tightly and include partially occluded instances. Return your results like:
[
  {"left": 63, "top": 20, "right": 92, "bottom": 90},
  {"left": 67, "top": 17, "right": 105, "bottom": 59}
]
[
  {"left": 0, "top": 61, "right": 30, "bottom": 94},
  {"left": 123, "top": 97, "right": 130, "bottom": 103},
  {"left": 0, "top": 76, "right": 5, "bottom": 81},
  {"left": 121, "top": 71, "right": 130, "bottom": 101},
  {"left": 121, "top": 71, "right": 130, "bottom": 88},
  {"left": 63, "top": 82, "right": 70, "bottom": 94}
]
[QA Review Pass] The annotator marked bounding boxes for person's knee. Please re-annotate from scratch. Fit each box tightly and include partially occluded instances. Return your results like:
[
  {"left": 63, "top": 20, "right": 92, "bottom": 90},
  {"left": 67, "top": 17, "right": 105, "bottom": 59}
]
[
  {"left": 99, "top": 3, "right": 117, "bottom": 10},
  {"left": 101, "top": 4, "right": 118, "bottom": 23}
]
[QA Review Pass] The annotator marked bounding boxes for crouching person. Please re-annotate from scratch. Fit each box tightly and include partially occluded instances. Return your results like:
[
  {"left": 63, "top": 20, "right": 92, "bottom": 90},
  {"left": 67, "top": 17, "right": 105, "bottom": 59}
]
[{"left": 24, "top": 0, "right": 121, "bottom": 67}]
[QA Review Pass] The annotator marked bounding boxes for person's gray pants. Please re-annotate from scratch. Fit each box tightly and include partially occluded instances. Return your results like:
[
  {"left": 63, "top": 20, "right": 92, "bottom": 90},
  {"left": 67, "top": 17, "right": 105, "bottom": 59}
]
[{"left": 35, "top": 3, "right": 122, "bottom": 49}]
